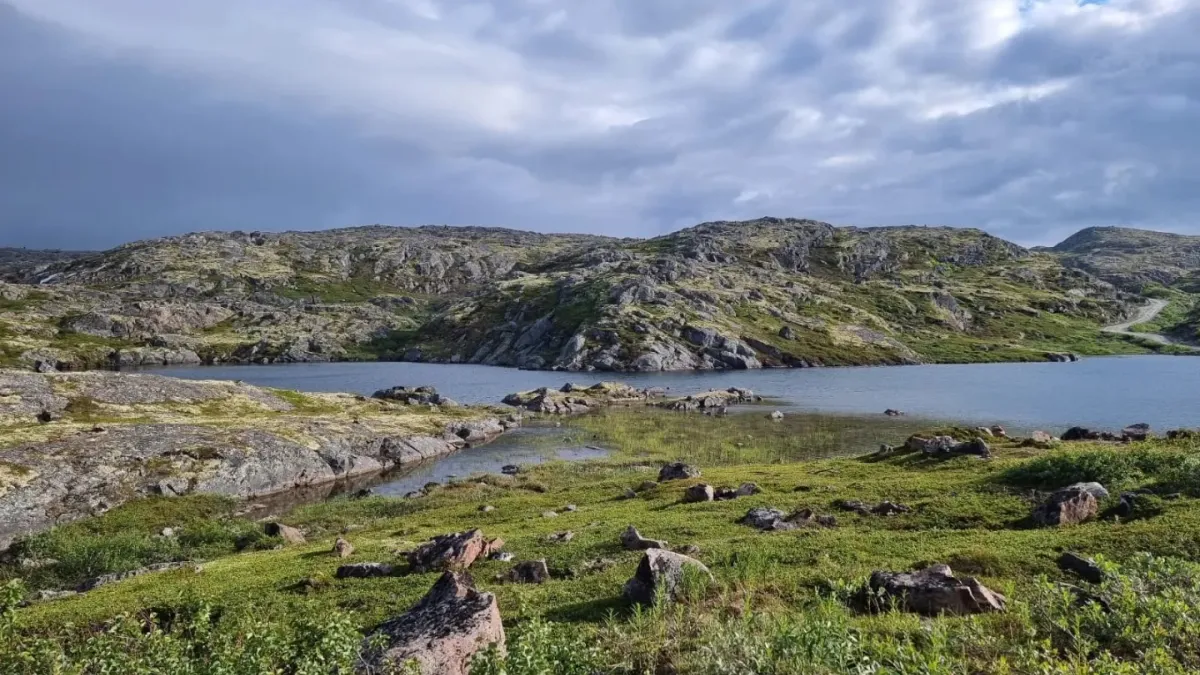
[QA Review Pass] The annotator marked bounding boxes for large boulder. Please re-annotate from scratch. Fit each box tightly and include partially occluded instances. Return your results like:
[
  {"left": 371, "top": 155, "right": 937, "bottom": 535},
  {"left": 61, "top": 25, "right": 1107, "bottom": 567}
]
[
  {"left": 1033, "top": 487, "right": 1099, "bottom": 527},
  {"left": 358, "top": 571, "right": 505, "bottom": 675},
  {"left": 623, "top": 549, "right": 714, "bottom": 605},
  {"left": 659, "top": 463, "right": 701, "bottom": 481},
  {"left": 407, "top": 530, "right": 501, "bottom": 573},
  {"left": 855, "top": 564, "right": 1006, "bottom": 616}
]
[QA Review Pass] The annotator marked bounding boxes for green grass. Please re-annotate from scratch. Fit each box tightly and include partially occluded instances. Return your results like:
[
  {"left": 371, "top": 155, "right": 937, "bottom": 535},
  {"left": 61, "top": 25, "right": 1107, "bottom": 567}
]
[{"left": 8, "top": 411, "right": 1200, "bottom": 672}]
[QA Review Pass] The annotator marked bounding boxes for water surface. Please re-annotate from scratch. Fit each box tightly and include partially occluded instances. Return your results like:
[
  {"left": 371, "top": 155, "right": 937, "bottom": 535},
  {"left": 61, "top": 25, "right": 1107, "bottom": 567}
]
[{"left": 158, "top": 355, "right": 1200, "bottom": 430}]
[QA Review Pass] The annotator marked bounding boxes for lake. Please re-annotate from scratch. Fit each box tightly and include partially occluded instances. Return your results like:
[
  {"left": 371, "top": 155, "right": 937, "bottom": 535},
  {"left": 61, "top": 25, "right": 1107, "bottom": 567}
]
[{"left": 156, "top": 355, "right": 1199, "bottom": 430}]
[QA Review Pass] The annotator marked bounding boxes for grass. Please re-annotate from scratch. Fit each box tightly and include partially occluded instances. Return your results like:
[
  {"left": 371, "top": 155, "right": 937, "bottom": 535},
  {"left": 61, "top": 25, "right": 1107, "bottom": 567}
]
[{"left": 6, "top": 410, "right": 1200, "bottom": 672}]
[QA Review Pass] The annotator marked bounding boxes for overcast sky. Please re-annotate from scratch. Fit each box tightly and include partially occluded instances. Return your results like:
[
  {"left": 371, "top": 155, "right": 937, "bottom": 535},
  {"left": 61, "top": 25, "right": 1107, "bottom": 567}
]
[{"left": 1, "top": 0, "right": 1197, "bottom": 250}]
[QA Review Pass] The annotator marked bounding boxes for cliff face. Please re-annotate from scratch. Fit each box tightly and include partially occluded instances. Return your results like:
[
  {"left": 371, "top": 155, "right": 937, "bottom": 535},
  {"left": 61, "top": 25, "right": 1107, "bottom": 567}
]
[{"left": 0, "top": 219, "right": 1144, "bottom": 373}]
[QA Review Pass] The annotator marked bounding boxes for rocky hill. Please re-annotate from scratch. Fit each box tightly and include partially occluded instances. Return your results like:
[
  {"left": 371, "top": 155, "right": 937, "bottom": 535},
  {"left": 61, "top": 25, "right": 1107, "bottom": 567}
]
[
  {"left": 1052, "top": 227, "right": 1200, "bottom": 291},
  {"left": 0, "top": 219, "right": 1155, "bottom": 372}
]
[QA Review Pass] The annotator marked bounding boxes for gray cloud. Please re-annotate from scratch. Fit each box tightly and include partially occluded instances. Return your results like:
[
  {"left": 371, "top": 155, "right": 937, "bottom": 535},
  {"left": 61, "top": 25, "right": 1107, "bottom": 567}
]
[{"left": 0, "top": 0, "right": 1198, "bottom": 250}]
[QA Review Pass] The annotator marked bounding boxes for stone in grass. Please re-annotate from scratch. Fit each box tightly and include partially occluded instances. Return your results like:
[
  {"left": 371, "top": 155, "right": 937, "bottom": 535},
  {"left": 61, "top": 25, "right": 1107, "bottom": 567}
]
[
  {"left": 407, "top": 530, "right": 502, "bottom": 573},
  {"left": 1033, "top": 487, "right": 1099, "bottom": 527},
  {"left": 683, "top": 484, "right": 715, "bottom": 503},
  {"left": 542, "top": 511, "right": 559, "bottom": 518},
  {"left": 658, "top": 463, "right": 700, "bottom": 482},
  {"left": 854, "top": 564, "right": 1006, "bottom": 616},
  {"left": 489, "top": 552, "right": 515, "bottom": 562},
  {"left": 333, "top": 537, "right": 355, "bottom": 558},
  {"left": 623, "top": 549, "right": 714, "bottom": 605},
  {"left": 1057, "top": 552, "right": 1104, "bottom": 584},
  {"left": 507, "top": 560, "right": 550, "bottom": 584},
  {"left": 637, "top": 480, "right": 660, "bottom": 492},
  {"left": 360, "top": 571, "right": 505, "bottom": 675},
  {"left": 621, "top": 525, "right": 667, "bottom": 551},
  {"left": 546, "top": 531, "right": 575, "bottom": 544},
  {"left": 563, "top": 504, "right": 578, "bottom": 512},
  {"left": 336, "top": 562, "right": 396, "bottom": 579},
  {"left": 264, "top": 522, "right": 306, "bottom": 546},
  {"left": 479, "top": 505, "right": 496, "bottom": 513},
  {"left": 769, "top": 410, "right": 784, "bottom": 421}
]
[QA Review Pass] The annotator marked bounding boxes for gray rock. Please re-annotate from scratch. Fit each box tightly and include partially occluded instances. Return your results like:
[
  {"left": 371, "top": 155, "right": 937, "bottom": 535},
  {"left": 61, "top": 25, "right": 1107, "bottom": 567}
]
[
  {"left": 507, "top": 559, "right": 550, "bottom": 584},
  {"left": 407, "top": 530, "right": 501, "bottom": 573},
  {"left": 1065, "top": 482, "right": 1110, "bottom": 500},
  {"left": 856, "top": 564, "right": 1006, "bottom": 616},
  {"left": 1033, "top": 487, "right": 1099, "bottom": 527},
  {"left": 264, "top": 522, "right": 306, "bottom": 546},
  {"left": 623, "top": 549, "right": 714, "bottom": 605},
  {"left": 359, "top": 571, "right": 505, "bottom": 675},
  {"left": 659, "top": 463, "right": 701, "bottom": 481},
  {"left": 546, "top": 531, "right": 574, "bottom": 543},
  {"left": 336, "top": 562, "right": 396, "bottom": 579},
  {"left": 683, "top": 484, "right": 715, "bottom": 503},
  {"left": 621, "top": 525, "right": 667, "bottom": 551},
  {"left": 1057, "top": 552, "right": 1104, "bottom": 584}
]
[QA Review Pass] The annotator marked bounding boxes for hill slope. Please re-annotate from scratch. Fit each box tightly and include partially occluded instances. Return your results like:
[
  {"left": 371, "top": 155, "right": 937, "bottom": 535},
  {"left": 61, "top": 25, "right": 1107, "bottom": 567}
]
[{"left": 0, "top": 219, "right": 1149, "bottom": 372}]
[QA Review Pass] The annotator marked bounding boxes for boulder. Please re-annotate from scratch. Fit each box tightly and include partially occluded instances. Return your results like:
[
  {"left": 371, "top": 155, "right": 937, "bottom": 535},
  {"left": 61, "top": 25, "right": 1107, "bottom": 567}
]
[
  {"left": 333, "top": 537, "right": 355, "bottom": 558},
  {"left": 407, "top": 530, "right": 499, "bottom": 573},
  {"left": 621, "top": 525, "right": 668, "bottom": 551},
  {"left": 1030, "top": 430, "right": 1057, "bottom": 444},
  {"left": 1033, "top": 487, "right": 1099, "bottom": 527},
  {"left": 768, "top": 410, "right": 784, "bottom": 421},
  {"left": 856, "top": 564, "right": 1006, "bottom": 616},
  {"left": 623, "top": 549, "right": 714, "bottom": 605},
  {"left": 1122, "top": 423, "right": 1151, "bottom": 442},
  {"left": 659, "top": 463, "right": 701, "bottom": 481},
  {"left": 507, "top": 560, "right": 550, "bottom": 584},
  {"left": 546, "top": 531, "right": 575, "bottom": 544},
  {"left": 264, "top": 522, "right": 306, "bottom": 546},
  {"left": 1065, "top": 482, "right": 1109, "bottom": 500},
  {"left": 1057, "top": 552, "right": 1104, "bottom": 584},
  {"left": 871, "top": 501, "right": 912, "bottom": 516},
  {"left": 683, "top": 484, "right": 715, "bottom": 503},
  {"left": 336, "top": 562, "right": 396, "bottom": 579},
  {"left": 359, "top": 571, "right": 505, "bottom": 675},
  {"left": 740, "top": 507, "right": 789, "bottom": 530},
  {"left": 990, "top": 425, "right": 1007, "bottom": 438}
]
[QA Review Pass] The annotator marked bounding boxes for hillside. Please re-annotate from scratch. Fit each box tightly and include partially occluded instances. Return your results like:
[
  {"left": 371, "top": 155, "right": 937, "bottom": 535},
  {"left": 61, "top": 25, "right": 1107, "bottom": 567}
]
[{"left": 0, "top": 219, "right": 1155, "bottom": 372}]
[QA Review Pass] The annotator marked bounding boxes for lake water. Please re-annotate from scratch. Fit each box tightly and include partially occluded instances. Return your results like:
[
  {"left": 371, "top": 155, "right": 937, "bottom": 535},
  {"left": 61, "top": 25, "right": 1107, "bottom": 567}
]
[{"left": 157, "top": 355, "right": 1200, "bottom": 430}]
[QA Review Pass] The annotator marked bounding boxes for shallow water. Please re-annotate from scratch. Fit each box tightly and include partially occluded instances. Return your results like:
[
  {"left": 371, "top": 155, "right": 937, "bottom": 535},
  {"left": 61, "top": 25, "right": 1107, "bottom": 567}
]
[{"left": 158, "top": 354, "right": 1200, "bottom": 430}]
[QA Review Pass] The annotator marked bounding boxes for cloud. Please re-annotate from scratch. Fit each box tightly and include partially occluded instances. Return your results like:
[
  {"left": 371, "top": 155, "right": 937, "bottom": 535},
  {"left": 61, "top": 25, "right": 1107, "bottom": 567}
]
[{"left": 0, "top": 0, "right": 1197, "bottom": 249}]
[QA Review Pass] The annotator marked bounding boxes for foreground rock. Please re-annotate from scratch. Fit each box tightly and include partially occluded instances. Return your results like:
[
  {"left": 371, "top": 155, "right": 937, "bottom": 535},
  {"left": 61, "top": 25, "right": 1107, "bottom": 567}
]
[
  {"left": 623, "top": 549, "right": 714, "bottom": 605},
  {"left": 359, "top": 571, "right": 504, "bottom": 675},
  {"left": 855, "top": 564, "right": 1006, "bottom": 616},
  {"left": 0, "top": 370, "right": 514, "bottom": 551},
  {"left": 1033, "top": 486, "right": 1100, "bottom": 527},
  {"left": 407, "top": 530, "right": 503, "bottom": 572}
]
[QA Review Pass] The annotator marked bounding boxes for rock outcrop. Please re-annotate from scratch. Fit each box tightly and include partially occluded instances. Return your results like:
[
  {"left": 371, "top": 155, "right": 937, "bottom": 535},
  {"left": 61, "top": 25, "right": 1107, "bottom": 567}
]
[
  {"left": 0, "top": 370, "right": 514, "bottom": 551},
  {"left": 359, "top": 571, "right": 505, "bottom": 675}
]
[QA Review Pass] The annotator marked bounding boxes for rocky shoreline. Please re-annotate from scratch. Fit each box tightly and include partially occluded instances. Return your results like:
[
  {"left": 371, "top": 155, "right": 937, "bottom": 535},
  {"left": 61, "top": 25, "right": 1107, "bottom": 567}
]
[{"left": 0, "top": 370, "right": 517, "bottom": 551}]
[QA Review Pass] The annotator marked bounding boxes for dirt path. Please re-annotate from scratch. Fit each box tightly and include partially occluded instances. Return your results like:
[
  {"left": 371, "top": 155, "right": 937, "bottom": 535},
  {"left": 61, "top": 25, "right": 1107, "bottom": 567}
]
[{"left": 1101, "top": 299, "right": 1190, "bottom": 347}]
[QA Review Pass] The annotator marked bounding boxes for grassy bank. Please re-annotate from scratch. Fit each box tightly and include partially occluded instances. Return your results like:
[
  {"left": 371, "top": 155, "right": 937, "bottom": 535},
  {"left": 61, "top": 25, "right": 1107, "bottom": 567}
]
[{"left": 5, "top": 410, "right": 1200, "bottom": 673}]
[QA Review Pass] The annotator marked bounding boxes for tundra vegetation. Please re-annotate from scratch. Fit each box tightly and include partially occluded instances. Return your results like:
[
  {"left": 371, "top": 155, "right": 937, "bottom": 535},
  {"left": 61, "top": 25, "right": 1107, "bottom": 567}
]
[{"left": 3, "top": 405, "right": 1200, "bottom": 673}]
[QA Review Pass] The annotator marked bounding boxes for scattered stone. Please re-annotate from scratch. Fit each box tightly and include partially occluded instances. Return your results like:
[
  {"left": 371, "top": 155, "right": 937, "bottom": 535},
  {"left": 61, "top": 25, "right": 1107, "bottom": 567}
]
[
  {"left": 160, "top": 527, "right": 176, "bottom": 538},
  {"left": 768, "top": 410, "right": 784, "bottom": 421},
  {"left": 507, "top": 560, "right": 550, "bottom": 584},
  {"left": 1030, "top": 430, "right": 1057, "bottom": 444},
  {"left": 906, "top": 434, "right": 990, "bottom": 458},
  {"left": 578, "top": 557, "right": 618, "bottom": 574},
  {"left": 884, "top": 409, "right": 905, "bottom": 417},
  {"left": 740, "top": 507, "right": 789, "bottom": 530},
  {"left": 876, "top": 444, "right": 896, "bottom": 457},
  {"left": 855, "top": 564, "right": 1006, "bottom": 616},
  {"left": 479, "top": 505, "right": 495, "bottom": 513},
  {"left": 677, "top": 544, "right": 702, "bottom": 556},
  {"left": 1057, "top": 552, "right": 1104, "bottom": 584},
  {"left": 1066, "top": 482, "right": 1109, "bottom": 500},
  {"left": 542, "top": 511, "right": 559, "bottom": 518},
  {"left": 333, "top": 537, "right": 355, "bottom": 558},
  {"left": 489, "top": 552, "right": 515, "bottom": 562},
  {"left": 637, "top": 481, "right": 659, "bottom": 492},
  {"left": 563, "top": 504, "right": 577, "bottom": 512},
  {"left": 264, "top": 522, "right": 306, "bottom": 546},
  {"left": 501, "top": 465, "right": 521, "bottom": 476},
  {"left": 336, "top": 562, "right": 396, "bottom": 579},
  {"left": 684, "top": 484, "right": 715, "bottom": 503},
  {"left": 372, "top": 385, "right": 457, "bottom": 407},
  {"left": 734, "top": 482, "right": 761, "bottom": 497},
  {"left": 34, "top": 589, "right": 78, "bottom": 603},
  {"left": 835, "top": 500, "right": 872, "bottom": 515},
  {"left": 990, "top": 425, "right": 1008, "bottom": 438},
  {"left": 1033, "top": 487, "right": 1099, "bottom": 527},
  {"left": 659, "top": 463, "right": 701, "bottom": 481},
  {"left": 360, "top": 571, "right": 505, "bottom": 675},
  {"left": 621, "top": 525, "right": 667, "bottom": 551},
  {"left": 546, "top": 531, "right": 575, "bottom": 544},
  {"left": 623, "top": 549, "right": 714, "bottom": 605},
  {"left": 407, "top": 530, "right": 500, "bottom": 573}
]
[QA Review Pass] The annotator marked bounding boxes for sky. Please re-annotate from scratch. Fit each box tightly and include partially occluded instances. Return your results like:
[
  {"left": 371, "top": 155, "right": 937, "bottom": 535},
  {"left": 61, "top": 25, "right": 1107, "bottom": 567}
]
[{"left": 0, "top": 0, "right": 1197, "bottom": 250}]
